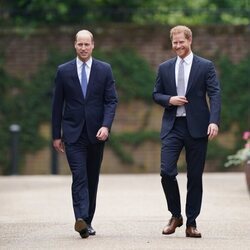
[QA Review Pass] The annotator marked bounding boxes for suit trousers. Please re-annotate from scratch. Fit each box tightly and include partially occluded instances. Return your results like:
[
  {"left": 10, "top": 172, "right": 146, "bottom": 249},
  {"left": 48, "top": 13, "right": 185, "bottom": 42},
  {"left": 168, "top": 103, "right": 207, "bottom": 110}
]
[
  {"left": 160, "top": 117, "right": 208, "bottom": 227},
  {"left": 65, "top": 125, "right": 105, "bottom": 224}
]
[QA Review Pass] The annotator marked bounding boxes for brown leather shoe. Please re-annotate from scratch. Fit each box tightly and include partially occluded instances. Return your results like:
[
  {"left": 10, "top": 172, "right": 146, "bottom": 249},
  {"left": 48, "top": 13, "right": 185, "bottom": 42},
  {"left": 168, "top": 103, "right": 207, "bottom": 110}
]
[
  {"left": 186, "top": 226, "right": 202, "bottom": 238},
  {"left": 162, "top": 216, "right": 183, "bottom": 235},
  {"left": 74, "top": 218, "right": 89, "bottom": 238}
]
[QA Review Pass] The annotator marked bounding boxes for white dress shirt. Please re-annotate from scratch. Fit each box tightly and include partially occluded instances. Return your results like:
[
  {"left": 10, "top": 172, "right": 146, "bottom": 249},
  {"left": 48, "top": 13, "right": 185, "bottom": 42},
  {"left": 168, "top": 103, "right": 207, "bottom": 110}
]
[
  {"left": 175, "top": 52, "right": 193, "bottom": 93},
  {"left": 76, "top": 57, "right": 92, "bottom": 84}
]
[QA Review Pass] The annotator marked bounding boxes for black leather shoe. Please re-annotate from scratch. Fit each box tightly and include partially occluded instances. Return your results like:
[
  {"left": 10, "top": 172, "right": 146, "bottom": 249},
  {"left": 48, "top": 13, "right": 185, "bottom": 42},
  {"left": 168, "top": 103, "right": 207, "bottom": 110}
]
[
  {"left": 87, "top": 225, "right": 96, "bottom": 236},
  {"left": 162, "top": 216, "right": 183, "bottom": 235},
  {"left": 74, "top": 218, "right": 89, "bottom": 238}
]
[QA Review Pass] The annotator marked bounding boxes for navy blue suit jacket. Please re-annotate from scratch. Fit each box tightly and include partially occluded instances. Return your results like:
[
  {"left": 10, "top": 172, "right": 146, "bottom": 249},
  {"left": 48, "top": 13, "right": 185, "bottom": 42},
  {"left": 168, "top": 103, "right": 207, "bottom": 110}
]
[
  {"left": 153, "top": 55, "right": 221, "bottom": 139},
  {"left": 52, "top": 58, "right": 118, "bottom": 144}
]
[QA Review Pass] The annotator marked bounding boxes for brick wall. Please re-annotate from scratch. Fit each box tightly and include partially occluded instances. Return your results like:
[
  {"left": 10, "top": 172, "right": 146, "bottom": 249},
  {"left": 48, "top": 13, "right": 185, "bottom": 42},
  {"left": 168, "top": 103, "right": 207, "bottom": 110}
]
[
  {"left": 1, "top": 24, "right": 249, "bottom": 174},
  {"left": 2, "top": 25, "right": 249, "bottom": 78}
]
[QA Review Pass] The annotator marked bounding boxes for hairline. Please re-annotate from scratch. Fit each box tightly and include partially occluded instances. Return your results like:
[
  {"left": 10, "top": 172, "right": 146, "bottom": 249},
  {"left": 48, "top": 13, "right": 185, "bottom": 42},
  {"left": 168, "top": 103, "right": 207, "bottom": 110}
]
[
  {"left": 170, "top": 25, "right": 192, "bottom": 41},
  {"left": 75, "top": 30, "right": 94, "bottom": 43}
]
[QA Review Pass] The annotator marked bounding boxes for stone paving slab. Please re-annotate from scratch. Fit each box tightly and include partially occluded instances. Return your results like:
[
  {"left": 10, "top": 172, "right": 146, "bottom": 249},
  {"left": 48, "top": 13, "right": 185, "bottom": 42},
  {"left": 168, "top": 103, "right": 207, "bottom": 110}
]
[{"left": 0, "top": 173, "right": 249, "bottom": 250}]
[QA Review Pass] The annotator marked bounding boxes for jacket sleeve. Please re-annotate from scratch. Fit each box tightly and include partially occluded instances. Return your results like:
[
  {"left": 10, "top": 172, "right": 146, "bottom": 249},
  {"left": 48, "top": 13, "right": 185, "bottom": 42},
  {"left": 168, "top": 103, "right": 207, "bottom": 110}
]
[
  {"left": 152, "top": 66, "right": 175, "bottom": 110},
  {"left": 206, "top": 61, "right": 221, "bottom": 126},
  {"left": 52, "top": 66, "right": 64, "bottom": 140},
  {"left": 102, "top": 64, "right": 118, "bottom": 129}
]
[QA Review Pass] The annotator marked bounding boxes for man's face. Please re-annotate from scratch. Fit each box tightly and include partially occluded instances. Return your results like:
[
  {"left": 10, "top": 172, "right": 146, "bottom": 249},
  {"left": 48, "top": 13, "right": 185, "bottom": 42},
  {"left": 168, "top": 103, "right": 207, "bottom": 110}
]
[
  {"left": 171, "top": 32, "right": 192, "bottom": 59},
  {"left": 74, "top": 33, "right": 94, "bottom": 62}
]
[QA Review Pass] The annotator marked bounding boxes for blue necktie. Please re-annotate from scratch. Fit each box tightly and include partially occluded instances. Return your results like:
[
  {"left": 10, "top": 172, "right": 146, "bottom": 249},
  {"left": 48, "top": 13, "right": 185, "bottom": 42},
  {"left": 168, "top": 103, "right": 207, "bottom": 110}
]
[
  {"left": 81, "top": 63, "right": 87, "bottom": 97},
  {"left": 176, "top": 60, "right": 186, "bottom": 116}
]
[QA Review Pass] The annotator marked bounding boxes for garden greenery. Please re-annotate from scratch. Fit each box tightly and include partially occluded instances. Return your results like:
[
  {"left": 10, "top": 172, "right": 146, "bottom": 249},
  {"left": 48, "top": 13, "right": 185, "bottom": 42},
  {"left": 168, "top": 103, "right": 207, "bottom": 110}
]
[
  {"left": 1, "top": 1, "right": 249, "bottom": 27},
  {"left": 0, "top": 48, "right": 249, "bottom": 173},
  {"left": 218, "top": 55, "right": 250, "bottom": 133}
]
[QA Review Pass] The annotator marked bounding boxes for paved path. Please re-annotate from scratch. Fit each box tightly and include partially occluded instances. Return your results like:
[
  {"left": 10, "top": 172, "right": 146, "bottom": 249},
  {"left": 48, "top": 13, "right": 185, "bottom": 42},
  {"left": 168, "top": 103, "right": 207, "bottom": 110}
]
[{"left": 0, "top": 173, "right": 250, "bottom": 250}]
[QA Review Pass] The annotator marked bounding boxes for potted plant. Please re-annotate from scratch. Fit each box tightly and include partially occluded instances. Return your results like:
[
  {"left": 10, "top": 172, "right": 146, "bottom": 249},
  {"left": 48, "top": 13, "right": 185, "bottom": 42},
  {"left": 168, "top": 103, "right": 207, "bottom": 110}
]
[{"left": 224, "top": 131, "right": 250, "bottom": 193}]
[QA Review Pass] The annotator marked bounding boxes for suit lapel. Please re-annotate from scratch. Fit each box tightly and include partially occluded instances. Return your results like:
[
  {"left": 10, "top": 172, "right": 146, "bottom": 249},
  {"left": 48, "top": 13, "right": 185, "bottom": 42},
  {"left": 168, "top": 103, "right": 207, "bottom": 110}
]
[
  {"left": 186, "top": 55, "right": 200, "bottom": 94},
  {"left": 85, "top": 59, "right": 97, "bottom": 99},
  {"left": 70, "top": 59, "right": 85, "bottom": 100},
  {"left": 170, "top": 58, "right": 178, "bottom": 95}
]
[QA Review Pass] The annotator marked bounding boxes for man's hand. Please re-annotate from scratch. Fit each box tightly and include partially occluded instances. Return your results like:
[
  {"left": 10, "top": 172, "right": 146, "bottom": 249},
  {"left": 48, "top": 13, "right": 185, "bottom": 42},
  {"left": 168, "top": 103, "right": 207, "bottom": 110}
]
[
  {"left": 53, "top": 139, "right": 65, "bottom": 153},
  {"left": 207, "top": 123, "right": 219, "bottom": 140},
  {"left": 169, "top": 96, "right": 188, "bottom": 106},
  {"left": 96, "top": 127, "right": 109, "bottom": 141}
]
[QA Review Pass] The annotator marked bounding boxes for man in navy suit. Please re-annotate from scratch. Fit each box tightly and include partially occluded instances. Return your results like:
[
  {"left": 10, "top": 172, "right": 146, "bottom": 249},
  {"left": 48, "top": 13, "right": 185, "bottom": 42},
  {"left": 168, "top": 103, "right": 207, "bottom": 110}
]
[
  {"left": 153, "top": 25, "right": 221, "bottom": 238},
  {"left": 52, "top": 30, "right": 118, "bottom": 238}
]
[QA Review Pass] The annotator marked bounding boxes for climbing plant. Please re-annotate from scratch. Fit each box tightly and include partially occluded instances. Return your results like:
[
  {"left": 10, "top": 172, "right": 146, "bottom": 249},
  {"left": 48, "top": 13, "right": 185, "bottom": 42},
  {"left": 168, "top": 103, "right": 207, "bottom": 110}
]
[
  {"left": 0, "top": 47, "right": 249, "bottom": 173},
  {"left": 0, "top": 48, "right": 156, "bottom": 173}
]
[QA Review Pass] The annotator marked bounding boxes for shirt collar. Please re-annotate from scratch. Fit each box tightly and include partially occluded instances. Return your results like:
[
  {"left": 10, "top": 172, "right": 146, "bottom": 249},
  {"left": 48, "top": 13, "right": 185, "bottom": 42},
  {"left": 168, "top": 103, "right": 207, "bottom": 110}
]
[
  {"left": 76, "top": 57, "right": 93, "bottom": 68},
  {"left": 177, "top": 52, "right": 193, "bottom": 65}
]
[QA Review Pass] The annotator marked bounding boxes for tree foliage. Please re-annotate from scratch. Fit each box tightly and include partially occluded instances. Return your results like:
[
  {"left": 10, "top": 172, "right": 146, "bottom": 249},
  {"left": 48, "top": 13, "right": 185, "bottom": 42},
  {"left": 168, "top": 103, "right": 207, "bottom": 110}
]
[
  {"left": 0, "top": 0, "right": 249, "bottom": 27},
  {"left": 133, "top": 0, "right": 249, "bottom": 25}
]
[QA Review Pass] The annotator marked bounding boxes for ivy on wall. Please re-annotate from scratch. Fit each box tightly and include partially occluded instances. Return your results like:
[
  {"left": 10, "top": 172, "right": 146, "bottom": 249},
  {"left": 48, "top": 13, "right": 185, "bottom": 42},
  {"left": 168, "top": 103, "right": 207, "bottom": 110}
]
[
  {"left": 206, "top": 55, "right": 250, "bottom": 170},
  {"left": 108, "top": 131, "right": 159, "bottom": 164},
  {"left": 0, "top": 48, "right": 157, "bottom": 173},
  {"left": 218, "top": 55, "right": 250, "bottom": 133},
  {"left": 0, "top": 47, "right": 249, "bottom": 173},
  {"left": 94, "top": 48, "right": 155, "bottom": 102}
]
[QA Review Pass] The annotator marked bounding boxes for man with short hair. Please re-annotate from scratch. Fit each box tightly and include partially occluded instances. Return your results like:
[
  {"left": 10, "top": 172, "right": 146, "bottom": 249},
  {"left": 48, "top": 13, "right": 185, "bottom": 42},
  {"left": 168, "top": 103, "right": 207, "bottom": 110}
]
[
  {"left": 52, "top": 29, "right": 118, "bottom": 238},
  {"left": 153, "top": 25, "right": 221, "bottom": 238}
]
